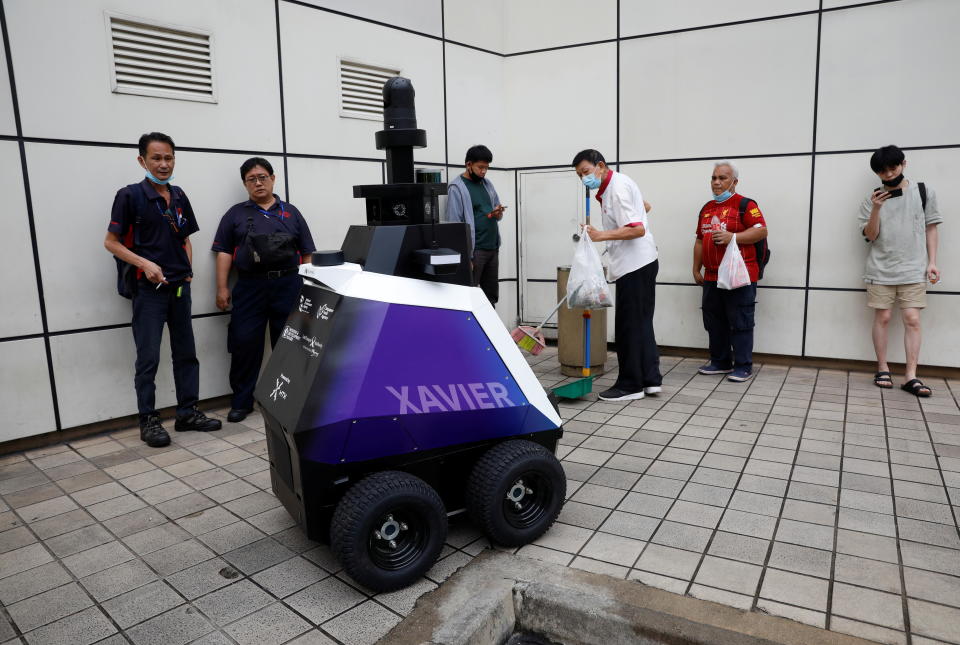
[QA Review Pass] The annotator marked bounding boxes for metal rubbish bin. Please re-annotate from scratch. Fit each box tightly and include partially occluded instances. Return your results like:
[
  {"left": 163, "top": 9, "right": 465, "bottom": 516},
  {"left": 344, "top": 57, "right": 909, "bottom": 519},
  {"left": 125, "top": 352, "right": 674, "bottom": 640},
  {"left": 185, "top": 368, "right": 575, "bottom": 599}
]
[{"left": 556, "top": 266, "right": 607, "bottom": 377}]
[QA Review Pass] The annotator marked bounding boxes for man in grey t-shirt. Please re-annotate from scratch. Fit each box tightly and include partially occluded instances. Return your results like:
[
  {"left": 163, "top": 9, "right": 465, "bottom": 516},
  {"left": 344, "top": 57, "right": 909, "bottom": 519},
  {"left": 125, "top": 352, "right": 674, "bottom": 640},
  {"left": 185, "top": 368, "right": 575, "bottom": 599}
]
[{"left": 859, "top": 145, "right": 942, "bottom": 397}]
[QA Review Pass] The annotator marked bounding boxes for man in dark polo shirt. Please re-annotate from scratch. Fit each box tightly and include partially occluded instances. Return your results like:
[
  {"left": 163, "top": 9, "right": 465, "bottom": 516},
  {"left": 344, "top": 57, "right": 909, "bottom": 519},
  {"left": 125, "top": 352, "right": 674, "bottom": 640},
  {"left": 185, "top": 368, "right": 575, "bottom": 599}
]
[
  {"left": 445, "top": 145, "right": 504, "bottom": 305},
  {"left": 104, "top": 132, "right": 222, "bottom": 448},
  {"left": 212, "top": 157, "right": 316, "bottom": 423}
]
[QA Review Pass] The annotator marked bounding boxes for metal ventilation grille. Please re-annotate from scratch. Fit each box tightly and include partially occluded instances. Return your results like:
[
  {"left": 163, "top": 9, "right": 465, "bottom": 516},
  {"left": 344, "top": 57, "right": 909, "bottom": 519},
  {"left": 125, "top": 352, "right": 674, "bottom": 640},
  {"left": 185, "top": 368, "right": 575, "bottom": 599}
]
[
  {"left": 108, "top": 16, "right": 216, "bottom": 103},
  {"left": 339, "top": 59, "right": 401, "bottom": 121}
]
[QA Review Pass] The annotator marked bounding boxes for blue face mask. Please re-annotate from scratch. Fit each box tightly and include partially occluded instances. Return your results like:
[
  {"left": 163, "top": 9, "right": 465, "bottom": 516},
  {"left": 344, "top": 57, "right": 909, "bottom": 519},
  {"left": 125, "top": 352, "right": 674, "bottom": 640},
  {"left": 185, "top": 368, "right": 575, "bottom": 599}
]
[
  {"left": 582, "top": 173, "right": 601, "bottom": 190},
  {"left": 714, "top": 188, "right": 734, "bottom": 202},
  {"left": 145, "top": 171, "right": 173, "bottom": 185}
]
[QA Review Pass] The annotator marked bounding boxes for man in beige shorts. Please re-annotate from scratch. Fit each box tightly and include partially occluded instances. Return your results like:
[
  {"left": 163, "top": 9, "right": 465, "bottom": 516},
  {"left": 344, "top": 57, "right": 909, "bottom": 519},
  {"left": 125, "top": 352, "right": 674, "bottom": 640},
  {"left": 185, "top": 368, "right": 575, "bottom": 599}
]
[{"left": 859, "top": 145, "right": 942, "bottom": 397}]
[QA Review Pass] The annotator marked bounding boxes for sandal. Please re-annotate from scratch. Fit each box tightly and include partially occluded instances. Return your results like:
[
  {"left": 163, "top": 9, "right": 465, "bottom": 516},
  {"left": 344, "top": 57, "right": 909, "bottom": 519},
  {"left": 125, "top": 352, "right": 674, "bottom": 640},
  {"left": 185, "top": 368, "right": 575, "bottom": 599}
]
[
  {"left": 901, "top": 378, "right": 932, "bottom": 397},
  {"left": 873, "top": 371, "right": 893, "bottom": 389}
]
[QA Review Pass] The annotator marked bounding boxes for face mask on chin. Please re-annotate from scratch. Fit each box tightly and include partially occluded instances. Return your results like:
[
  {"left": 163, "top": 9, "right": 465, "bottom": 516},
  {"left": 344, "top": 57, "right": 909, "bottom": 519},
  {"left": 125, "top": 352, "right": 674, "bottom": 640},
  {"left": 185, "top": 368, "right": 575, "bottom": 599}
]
[
  {"left": 713, "top": 187, "right": 734, "bottom": 202},
  {"left": 145, "top": 170, "right": 172, "bottom": 185},
  {"left": 582, "top": 173, "right": 601, "bottom": 190},
  {"left": 881, "top": 173, "right": 904, "bottom": 187}
]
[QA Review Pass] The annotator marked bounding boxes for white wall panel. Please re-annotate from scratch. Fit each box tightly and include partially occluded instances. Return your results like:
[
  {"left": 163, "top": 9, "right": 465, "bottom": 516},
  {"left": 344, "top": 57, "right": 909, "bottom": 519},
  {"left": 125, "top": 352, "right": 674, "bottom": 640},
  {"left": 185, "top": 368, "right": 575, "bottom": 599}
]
[
  {"left": 443, "top": 0, "right": 504, "bottom": 52},
  {"left": 0, "top": 29, "right": 15, "bottom": 136},
  {"left": 805, "top": 290, "right": 960, "bottom": 367},
  {"left": 280, "top": 2, "right": 445, "bottom": 163},
  {"left": 503, "top": 0, "right": 616, "bottom": 54},
  {"left": 51, "top": 315, "right": 229, "bottom": 429},
  {"left": 810, "top": 149, "right": 958, "bottom": 291},
  {"left": 817, "top": 0, "right": 960, "bottom": 151},
  {"left": 753, "top": 288, "right": 804, "bottom": 357},
  {"left": 505, "top": 43, "right": 616, "bottom": 168},
  {"left": 5, "top": 0, "right": 283, "bottom": 151},
  {"left": 653, "top": 284, "right": 706, "bottom": 349},
  {"left": 0, "top": 339, "right": 56, "bottom": 441},
  {"left": 495, "top": 280, "right": 517, "bottom": 328},
  {"left": 621, "top": 156, "right": 811, "bottom": 288},
  {"left": 485, "top": 169, "right": 517, "bottom": 279},
  {"left": 445, "top": 44, "right": 505, "bottom": 167},
  {"left": 285, "top": 157, "right": 382, "bottom": 252},
  {"left": 27, "top": 144, "right": 281, "bottom": 331},
  {"left": 293, "top": 0, "right": 443, "bottom": 37},
  {"left": 0, "top": 141, "right": 42, "bottom": 337},
  {"left": 621, "top": 1, "right": 817, "bottom": 37},
  {"left": 620, "top": 16, "right": 818, "bottom": 161}
]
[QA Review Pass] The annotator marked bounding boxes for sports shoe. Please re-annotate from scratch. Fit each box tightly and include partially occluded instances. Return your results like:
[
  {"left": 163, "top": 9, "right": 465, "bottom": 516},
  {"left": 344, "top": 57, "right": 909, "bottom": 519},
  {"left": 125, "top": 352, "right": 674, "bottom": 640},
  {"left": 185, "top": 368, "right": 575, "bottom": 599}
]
[
  {"left": 140, "top": 415, "right": 171, "bottom": 448},
  {"left": 698, "top": 362, "right": 733, "bottom": 375},
  {"left": 644, "top": 386, "right": 662, "bottom": 395},
  {"left": 174, "top": 407, "right": 223, "bottom": 432},
  {"left": 727, "top": 368, "right": 753, "bottom": 382},
  {"left": 227, "top": 408, "right": 253, "bottom": 423},
  {"left": 598, "top": 387, "right": 645, "bottom": 402}
]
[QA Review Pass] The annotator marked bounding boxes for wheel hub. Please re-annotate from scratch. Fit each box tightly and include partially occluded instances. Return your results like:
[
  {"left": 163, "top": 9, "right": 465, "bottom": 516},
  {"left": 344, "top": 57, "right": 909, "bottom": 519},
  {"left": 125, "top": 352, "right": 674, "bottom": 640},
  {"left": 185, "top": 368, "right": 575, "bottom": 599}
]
[
  {"left": 374, "top": 514, "right": 408, "bottom": 546},
  {"left": 506, "top": 479, "right": 534, "bottom": 509}
]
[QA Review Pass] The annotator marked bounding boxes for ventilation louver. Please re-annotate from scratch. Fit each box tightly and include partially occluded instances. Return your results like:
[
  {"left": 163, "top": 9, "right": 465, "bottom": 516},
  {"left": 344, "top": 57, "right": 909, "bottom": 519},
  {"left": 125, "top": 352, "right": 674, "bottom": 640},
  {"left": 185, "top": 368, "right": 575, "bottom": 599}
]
[
  {"left": 339, "top": 58, "right": 402, "bottom": 121},
  {"left": 107, "top": 15, "right": 216, "bottom": 103}
]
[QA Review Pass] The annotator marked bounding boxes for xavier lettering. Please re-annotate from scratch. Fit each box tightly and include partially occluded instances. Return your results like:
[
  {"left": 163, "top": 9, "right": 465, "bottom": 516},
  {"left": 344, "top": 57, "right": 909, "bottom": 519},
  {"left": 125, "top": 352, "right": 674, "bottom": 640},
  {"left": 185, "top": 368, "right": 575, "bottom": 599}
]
[{"left": 385, "top": 382, "right": 516, "bottom": 414}]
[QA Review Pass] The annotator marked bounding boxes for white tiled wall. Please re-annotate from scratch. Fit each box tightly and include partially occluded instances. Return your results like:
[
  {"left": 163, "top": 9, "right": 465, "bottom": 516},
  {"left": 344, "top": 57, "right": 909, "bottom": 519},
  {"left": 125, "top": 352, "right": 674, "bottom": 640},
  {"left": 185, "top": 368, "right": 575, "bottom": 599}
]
[{"left": 3, "top": 0, "right": 958, "bottom": 440}]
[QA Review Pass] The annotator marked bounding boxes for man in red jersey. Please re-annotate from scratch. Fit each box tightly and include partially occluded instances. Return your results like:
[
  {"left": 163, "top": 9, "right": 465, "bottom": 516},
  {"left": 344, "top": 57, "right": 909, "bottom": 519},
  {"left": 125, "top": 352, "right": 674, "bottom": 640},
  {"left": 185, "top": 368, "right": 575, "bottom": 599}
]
[{"left": 692, "top": 161, "right": 768, "bottom": 382}]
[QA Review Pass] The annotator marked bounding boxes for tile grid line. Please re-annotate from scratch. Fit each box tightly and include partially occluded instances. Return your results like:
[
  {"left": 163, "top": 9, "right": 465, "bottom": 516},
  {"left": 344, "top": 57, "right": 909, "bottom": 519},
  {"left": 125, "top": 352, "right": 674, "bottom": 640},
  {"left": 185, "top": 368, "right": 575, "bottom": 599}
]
[
  {"left": 616, "top": 361, "right": 759, "bottom": 578},
  {"left": 750, "top": 367, "right": 818, "bottom": 613},
  {"left": 880, "top": 386, "right": 914, "bottom": 644},
  {"left": 823, "top": 369, "right": 850, "bottom": 632},
  {"left": 682, "top": 366, "right": 792, "bottom": 597}
]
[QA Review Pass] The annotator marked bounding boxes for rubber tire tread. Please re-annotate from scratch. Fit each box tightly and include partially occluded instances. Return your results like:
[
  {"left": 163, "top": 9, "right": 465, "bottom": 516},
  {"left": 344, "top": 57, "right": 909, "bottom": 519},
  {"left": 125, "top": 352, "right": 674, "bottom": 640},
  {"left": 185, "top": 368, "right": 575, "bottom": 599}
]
[
  {"left": 466, "top": 440, "right": 566, "bottom": 547},
  {"left": 330, "top": 470, "right": 447, "bottom": 592}
]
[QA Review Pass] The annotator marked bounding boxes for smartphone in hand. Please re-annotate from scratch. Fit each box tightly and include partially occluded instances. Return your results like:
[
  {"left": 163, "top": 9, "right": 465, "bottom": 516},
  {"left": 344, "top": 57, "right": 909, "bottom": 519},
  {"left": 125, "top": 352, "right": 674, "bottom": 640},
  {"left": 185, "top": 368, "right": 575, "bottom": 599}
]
[{"left": 876, "top": 186, "right": 903, "bottom": 198}]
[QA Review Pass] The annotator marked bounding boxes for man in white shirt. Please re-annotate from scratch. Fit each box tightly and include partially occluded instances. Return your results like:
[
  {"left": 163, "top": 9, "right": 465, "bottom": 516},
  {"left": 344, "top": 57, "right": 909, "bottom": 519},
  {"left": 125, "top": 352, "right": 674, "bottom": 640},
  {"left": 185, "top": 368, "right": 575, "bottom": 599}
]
[{"left": 572, "top": 149, "right": 661, "bottom": 401}]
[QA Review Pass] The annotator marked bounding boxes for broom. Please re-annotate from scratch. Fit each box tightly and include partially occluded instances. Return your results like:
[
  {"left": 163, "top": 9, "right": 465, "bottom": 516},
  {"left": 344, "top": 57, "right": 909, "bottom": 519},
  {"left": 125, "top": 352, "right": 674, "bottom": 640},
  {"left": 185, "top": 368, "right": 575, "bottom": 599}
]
[{"left": 510, "top": 296, "right": 567, "bottom": 355}]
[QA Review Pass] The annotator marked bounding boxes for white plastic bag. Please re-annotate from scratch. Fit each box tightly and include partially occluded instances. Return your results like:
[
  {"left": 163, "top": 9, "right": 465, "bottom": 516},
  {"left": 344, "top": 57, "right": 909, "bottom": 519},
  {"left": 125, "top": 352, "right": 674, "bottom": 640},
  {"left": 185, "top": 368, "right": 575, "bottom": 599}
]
[
  {"left": 566, "top": 235, "right": 612, "bottom": 309},
  {"left": 717, "top": 234, "right": 751, "bottom": 290}
]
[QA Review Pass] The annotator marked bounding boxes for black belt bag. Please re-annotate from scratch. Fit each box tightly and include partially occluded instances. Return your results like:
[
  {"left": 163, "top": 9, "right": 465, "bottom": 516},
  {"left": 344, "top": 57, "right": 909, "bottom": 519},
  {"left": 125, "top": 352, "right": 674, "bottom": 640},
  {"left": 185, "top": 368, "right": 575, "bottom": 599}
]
[{"left": 244, "top": 215, "right": 298, "bottom": 268}]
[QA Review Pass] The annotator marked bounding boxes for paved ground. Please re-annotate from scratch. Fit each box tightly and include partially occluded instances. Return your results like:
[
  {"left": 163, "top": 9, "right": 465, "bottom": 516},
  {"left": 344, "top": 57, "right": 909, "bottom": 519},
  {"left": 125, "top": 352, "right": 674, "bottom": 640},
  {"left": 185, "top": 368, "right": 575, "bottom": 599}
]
[{"left": 1, "top": 348, "right": 959, "bottom": 645}]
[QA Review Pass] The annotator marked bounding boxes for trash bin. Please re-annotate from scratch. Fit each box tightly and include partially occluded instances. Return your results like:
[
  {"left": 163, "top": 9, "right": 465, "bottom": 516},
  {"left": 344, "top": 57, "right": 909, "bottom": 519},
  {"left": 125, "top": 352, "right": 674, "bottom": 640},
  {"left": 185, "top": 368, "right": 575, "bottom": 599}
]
[{"left": 556, "top": 266, "right": 607, "bottom": 377}]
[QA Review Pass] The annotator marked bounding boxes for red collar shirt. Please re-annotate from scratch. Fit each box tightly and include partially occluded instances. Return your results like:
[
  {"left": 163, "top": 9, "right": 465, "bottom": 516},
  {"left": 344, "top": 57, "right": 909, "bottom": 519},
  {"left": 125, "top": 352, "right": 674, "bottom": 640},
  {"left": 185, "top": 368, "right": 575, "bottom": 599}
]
[{"left": 696, "top": 193, "right": 766, "bottom": 282}]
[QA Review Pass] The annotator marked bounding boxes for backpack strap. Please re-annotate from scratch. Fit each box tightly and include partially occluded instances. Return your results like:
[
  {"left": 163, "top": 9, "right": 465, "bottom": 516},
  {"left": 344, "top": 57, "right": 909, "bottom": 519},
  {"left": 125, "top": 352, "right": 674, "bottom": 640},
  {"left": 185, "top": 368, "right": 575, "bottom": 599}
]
[
  {"left": 125, "top": 183, "right": 146, "bottom": 249},
  {"left": 918, "top": 182, "right": 926, "bottom": 212},
  {"left": 737, "top": 195, "right": 753, "bottom": 221}
]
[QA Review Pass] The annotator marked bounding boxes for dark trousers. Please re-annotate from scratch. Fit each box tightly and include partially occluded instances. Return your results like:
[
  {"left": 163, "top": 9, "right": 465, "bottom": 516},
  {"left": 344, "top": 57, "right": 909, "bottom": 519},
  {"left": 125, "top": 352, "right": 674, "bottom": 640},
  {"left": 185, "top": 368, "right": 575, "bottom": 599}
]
[
  {"left": 131, "top": 280, "right": 199, "bottom": 419},
  {"left": 228, "top": 274, "right": 302, "bottom": 410},
  {"left": 472, "top": 248, "right": 499, "bottom": 305},
  {"left": 701, "top": 281, "right": 757, "bottom": 371},
  {"left": 614, "top": 260, "right": 661, "bottom": 391}
]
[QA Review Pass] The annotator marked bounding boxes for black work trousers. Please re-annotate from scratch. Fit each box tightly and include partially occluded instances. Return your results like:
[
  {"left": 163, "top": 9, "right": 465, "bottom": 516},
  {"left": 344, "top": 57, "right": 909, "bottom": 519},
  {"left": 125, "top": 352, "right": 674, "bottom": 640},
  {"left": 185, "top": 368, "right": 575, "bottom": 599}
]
[
  {"left": 472, "top": 248, "right": 499, "bottom": 305},
  {"left": 701, "top": 281, "right": 757, "bottom": 372},
  {"left": 614, "top": 260, "right": 662, "bottom": 392}
]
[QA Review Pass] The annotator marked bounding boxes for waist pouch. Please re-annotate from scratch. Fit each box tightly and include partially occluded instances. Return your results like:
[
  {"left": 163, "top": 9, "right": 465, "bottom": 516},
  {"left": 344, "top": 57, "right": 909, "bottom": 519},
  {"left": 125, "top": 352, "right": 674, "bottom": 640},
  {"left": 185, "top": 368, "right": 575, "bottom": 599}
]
[{"left": 245, "top": 232, "right": 298, "bottom": 268}]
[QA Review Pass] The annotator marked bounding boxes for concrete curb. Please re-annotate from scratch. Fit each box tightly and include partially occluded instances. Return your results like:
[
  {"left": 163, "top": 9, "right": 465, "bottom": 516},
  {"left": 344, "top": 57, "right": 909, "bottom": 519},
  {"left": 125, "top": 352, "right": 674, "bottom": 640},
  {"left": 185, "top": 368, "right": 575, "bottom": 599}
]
[{"left": 378, "top": 551, "right": 880, "bottom": 645}]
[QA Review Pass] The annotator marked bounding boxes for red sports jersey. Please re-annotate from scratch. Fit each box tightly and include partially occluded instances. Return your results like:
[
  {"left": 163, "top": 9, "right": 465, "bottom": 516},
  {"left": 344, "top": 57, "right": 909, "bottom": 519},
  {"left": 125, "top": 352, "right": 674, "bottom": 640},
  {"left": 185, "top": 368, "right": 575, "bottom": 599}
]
[{"left": 695, "top": 194, "right": 767, "bottom": 282}]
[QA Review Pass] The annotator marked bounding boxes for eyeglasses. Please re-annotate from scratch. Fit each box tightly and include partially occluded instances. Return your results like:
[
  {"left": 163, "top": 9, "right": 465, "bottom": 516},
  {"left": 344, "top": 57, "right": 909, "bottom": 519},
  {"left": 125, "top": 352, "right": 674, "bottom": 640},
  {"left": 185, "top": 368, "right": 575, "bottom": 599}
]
[{"left": 244, "top": 174, "right": 272, "bottom": 185}]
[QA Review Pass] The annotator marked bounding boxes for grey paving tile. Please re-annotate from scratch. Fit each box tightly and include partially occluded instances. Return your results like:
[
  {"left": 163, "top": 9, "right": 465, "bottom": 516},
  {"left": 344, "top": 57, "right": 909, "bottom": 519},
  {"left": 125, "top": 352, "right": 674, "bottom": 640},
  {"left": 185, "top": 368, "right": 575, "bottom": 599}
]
[
  {"left": 0, "top": 526, "right": 35, "bottom": 554},
  {"left": 689, "top": 467, "right": 740, "bottom": 488},
  {"left": 830, "top": 617, "right": 907, "bottom": 645},
  {"left": 165, "top": 557, "right": 235, "bottom": 599},
  {"left": 8, "top": 582, "right": 93, "bottom": 632},
  {"left": 194, "top": 579, "right": 273, "bottom": 625},
  {"left": 285, "top": 577, "right": 366, "bottom": 624},
  {"left": 102, "top": 507, "right": 168, "bottom": 538},
  {"left": 579, "top": 532, "right": 645, "bottom": 567},
  {"left": 374, "top": 578, "right": 438, "bottom": 616},
  {"left": 87, "top": 494, "right": 147, "bottom": 521},
  {"left": 759, "top": 568, "right": 828, "bottom": 611},
  {"left": 707, "top": 532, "right": 769, "bottom": 565},
  {"left": 202, "top": 479, "right": 258, "bottom": 504},
  {"left": 837, "top": 506, "right": 897, "bottom": 537},
  {"left": 80, "top": 559, "right": 158, "bottom": 602},
  {"left": 834, "top": 553, "right": 901, "bottom": 594},
  {"left": 142, "top": 539, "right": 215, "bottom": 577},
  {"left": 665, "top": 500, "right": 723, "bottom": 529},
  {"left": 694, "top": 555, "right": 762, "bottom": 596},
  {"left": 125, "top": 604, "right": 213, "bottom": 645},
  {"left": 908, "top": 598, "right": 960, "bottom": 643},
  {"left": 737, "top": 473, "right": 788, "bottom": 497},
  {"left": 155, "top": 492, "right": 216, "bottom": 520},
  {"left": 900, "top": 541, "right": 960, "bottom": 577},
  {"left": 728, "top": 490, "right": 781, "bottom": 517},
  {"left": 719, "top": 509, "right": 777, "bottom": 540},
  {"left": 634, "top": 544, "right": 701, "bottom": 580},
  {"left": 197, "top": 521, "right": 267, "bottom": 554},
  {"left": 0, "top": 560, "right": 72, "bottom": 605},
  {"left": 588, "top": 467, "right": 640, "bottom": 490},
  {"left": 781, "top": 499, "right": 836, "bottom": 526},
  {"left": 832, "top": 582, "right": 904, "bottom": 630},
  {"left": 22, "top": 606, "right": 116, "bottom": 645},
  {"left": 599, "top": 510, "right": 659, "bottom": 541},
  {"left": 321, "top": 601, "right": 402, "bottom": 645},
  {"left": 63, "top": 540, "right": 135, "bottom": 578},
  {"left": 138, "top": 480, "right": 195, "bottom": 505},
  {"left": 223, "top": 602, "right": 310, "bottom": 645},
  {"left": 836, "top": 529, "right": 899, "bottom": 564},
  {"left": 224, "top": 538, "right": 295, "bottom": 575},
  {"left": 16, "top": 495, "right": 78, "bottom": 522},
  {"left": 175, "top": 506, "right": 240, "bottom": 536},
  {"left": 768, "top": 542, "right": 832, "bottom": 579},
  {"left": 632, "top": 475, "right": 685, "bottom": 498},
  {"left": 680, "top": 483, "right": 733, "bottom": 508},
  {"left": 247, "top": 506, "right": 297, "bottom": 535},
  {"left": 652, "top": 521, "right": 712, "bottom": 552},
  {"left": 896, "top": 497, "right": 955, "bottom": 525},
  {"left": 904, "top": 567, "right": 960, "bottom": 608},
  {"left": 122, "top": 523, "right": 191, "bottom": 556},
  {"left": 71, "top": 482, "right": 127, "bottom": 507},
  {"left": 46, "top": 523, "right": 113, "bottom": 558},
  {"left": 570, "top": 483, "right": 626, "bottom": 509},
  {"left": 251, "top": 556, "right": 327, "bottom": 598},
  {"left": 775, "top": 519, "right": 835, "bottom": 551},
  {"left": 898, "top": 517, "right": 960, "bottom": 549},
  {"left": 557, "top": 501, "right": 609, "bottom": 530},
  {"left": 0, "top": 543, "right": 53, "bottom": 579},
  {"left": 102, "top": 580, "right": 184, "bottom": 629}
]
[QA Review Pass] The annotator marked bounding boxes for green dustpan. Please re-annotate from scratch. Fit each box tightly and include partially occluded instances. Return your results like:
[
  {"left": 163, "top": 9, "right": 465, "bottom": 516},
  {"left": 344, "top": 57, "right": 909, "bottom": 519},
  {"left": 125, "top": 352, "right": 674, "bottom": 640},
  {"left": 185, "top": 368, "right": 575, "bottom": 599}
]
[{"left": 552, "top": 375, "right": 594, "bottom": 400}]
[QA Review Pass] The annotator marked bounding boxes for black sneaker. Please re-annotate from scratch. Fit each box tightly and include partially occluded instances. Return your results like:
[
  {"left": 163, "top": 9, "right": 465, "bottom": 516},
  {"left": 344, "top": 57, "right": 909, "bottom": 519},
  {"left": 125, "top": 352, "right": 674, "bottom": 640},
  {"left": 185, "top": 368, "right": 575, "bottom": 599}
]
[
  {"left": 227, "top": 408, "right": 253, "bottom": 423},
  {"left": 598, "top": 387, "right": 645, "bottom": 402},
  {"left": 174, "top": 407, "right": 222, "bottom": 432},
  {"left": 140, "top": 415, "right": 171, "bottom": 448}
]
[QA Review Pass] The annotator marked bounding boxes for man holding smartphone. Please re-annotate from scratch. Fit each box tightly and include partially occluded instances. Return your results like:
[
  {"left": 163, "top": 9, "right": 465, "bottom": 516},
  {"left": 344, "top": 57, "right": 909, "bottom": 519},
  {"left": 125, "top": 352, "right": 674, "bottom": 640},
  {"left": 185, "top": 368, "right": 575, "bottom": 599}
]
[
  {"left": 445, "top": 145, "right": 505, "bottom": 305},
  {"left": 859, "top": 145, "right": 942, "bottom": 397}
]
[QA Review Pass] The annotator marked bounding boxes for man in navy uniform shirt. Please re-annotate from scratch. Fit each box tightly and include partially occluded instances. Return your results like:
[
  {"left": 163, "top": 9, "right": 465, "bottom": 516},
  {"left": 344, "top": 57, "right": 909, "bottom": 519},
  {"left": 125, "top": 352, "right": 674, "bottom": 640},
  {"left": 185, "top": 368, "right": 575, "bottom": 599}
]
[
  {"left": 104, "top": 132, "right": 222, "bottom": 448},
  {"left": 212, "top": 157, "right": 316, "bottom": 423}
]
